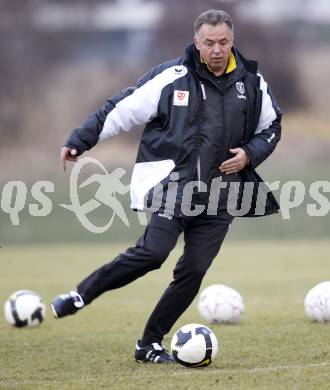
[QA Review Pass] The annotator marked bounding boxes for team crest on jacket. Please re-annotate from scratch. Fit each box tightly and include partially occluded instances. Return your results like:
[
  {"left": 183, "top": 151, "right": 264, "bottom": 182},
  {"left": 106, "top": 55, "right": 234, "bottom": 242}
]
[
  {"left": 173, "top": 90, "right": 189, "bottom": 106},
  {"left": 235, "top": 82, "right": 246, "bottom": 100},
  {"left": 236, "top": 82, "right": 245, "bottom": 94}
]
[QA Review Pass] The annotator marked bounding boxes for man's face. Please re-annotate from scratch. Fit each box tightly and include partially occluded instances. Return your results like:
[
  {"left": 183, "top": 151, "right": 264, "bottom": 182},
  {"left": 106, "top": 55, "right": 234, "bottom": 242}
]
[{"left": 194, "top": 23, "right": 233, "bottom": 75}]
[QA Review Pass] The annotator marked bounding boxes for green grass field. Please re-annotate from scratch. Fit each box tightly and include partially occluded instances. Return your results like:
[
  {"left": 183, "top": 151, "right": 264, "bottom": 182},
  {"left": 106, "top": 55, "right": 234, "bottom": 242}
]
[{"left": 1, "top": 241, "right": 330, "bottom": 389}]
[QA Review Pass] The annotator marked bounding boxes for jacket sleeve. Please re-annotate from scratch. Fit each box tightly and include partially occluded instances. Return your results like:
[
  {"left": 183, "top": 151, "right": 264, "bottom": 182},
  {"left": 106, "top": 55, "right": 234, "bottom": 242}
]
[
  {"left": 242, "top": 73, "right": 282, "bottom": 168},
  {"left": 64, "top": 87, "right": 134, "bottom": 155},
  {"left": 64, "top": 63, "right": 187, "bottom": 155}
]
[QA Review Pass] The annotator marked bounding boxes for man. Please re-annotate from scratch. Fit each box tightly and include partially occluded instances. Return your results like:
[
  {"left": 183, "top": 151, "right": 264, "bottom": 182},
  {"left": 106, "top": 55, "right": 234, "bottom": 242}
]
[{"left": 51, "top": 10, "right": 281, "bottom": 364}]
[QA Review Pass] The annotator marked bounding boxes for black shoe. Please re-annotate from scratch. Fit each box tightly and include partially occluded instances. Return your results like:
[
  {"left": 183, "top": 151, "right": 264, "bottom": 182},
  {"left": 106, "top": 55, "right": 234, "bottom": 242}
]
[
  {"left": 51, "top": 291, "right": 84, "bottom": 319},
  {"left": 135, "top": 340, "right": 174, "bottom": 364}
]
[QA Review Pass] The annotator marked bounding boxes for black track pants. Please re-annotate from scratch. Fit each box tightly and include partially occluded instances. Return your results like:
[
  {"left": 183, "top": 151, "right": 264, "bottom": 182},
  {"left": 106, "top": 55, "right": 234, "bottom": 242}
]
[{"left": 77, "top": 211, "right": 233, "bottom": 343}]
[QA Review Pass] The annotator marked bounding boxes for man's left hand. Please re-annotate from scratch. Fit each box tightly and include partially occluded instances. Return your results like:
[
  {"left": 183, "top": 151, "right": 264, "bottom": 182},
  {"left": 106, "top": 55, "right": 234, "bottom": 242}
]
[{"left": 219, "top": 148, "right": 249, "bottom": 175}]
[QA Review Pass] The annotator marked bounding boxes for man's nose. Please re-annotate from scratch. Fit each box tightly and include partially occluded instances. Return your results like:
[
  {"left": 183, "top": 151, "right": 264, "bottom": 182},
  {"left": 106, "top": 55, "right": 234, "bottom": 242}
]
[{"left": 212, "top": 44, "right": 222, "bottom": 54}]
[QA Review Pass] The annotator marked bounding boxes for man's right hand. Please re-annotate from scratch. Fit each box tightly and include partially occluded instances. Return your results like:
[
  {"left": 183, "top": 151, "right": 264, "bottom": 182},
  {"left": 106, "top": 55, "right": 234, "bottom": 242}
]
[{"left": 61, "top": 146, "right": 78, "bottom": 172}]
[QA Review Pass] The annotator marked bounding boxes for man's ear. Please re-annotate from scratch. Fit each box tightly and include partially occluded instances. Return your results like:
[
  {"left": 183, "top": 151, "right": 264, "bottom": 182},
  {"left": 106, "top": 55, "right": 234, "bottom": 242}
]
[{"left": 194, "top": 36, "right": 200, "bottom": 51}]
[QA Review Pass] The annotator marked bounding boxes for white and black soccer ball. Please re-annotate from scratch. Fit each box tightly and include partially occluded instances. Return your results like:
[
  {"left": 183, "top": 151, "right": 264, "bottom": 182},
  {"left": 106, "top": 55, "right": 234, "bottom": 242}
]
[
  {"left": 171, "top": 323, "right": 218, "bottom": 367},
  {"left": 198, "top": 284, "right": 245, "bottom": 324},
  {"left": 4, "top": 290, "right": 46, "bottom": 328},
  {"left": 304, "top": 281, "right": 330, "bottom": 323}
]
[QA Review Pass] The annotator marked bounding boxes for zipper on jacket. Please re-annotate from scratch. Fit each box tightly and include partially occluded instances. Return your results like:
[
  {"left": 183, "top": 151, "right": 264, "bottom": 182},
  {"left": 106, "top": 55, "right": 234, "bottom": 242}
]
[
  {"left": 197, "top": 154, "right": 201, "bottom": 191},
  {"left": 219, "top": 94, "right": 228, "bottom": 162},
  {"left": 186, "top": 82, "right": 205, "bottom": 184},
  {"left": 220, "top": 77, "right": 230, "bottom": 163}
]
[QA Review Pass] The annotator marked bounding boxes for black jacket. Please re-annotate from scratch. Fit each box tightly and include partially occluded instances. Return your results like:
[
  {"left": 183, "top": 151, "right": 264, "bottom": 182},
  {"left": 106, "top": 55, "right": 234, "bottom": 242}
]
[{"left": 65, "top": 44, "right": 282, "bottom": 217}]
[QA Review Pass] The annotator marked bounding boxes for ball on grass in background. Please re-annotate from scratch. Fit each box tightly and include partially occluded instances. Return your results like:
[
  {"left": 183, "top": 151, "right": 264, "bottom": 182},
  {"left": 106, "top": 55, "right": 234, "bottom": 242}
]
[
  {"left": 198, "top": 284, "right": 245, "bottom": 324},
  {"left": 4, "top": 290, "right": 46, "bottom": 328},
  {"left": 304, "top": 281, "right": 330, "bottom": 323},
  {"left": 171, "top": 323, "right": 218, "bottom": 367}
]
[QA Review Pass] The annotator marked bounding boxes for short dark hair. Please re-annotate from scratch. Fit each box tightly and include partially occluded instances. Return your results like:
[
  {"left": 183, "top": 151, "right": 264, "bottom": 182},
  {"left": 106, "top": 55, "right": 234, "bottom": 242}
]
[{"left": 194, "top": 9, "right": 234, "bottom": 35}]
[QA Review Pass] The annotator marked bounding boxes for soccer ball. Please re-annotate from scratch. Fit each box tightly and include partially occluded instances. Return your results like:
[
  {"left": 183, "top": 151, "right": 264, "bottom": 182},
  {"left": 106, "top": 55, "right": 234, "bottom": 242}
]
[
  {"left": 171, "top": 323, "right": 218, "bottom": 367},
  {"left": 198, "top": 284, "right": 244, "bottom": 324},
  {"left": 304, "top": 281, "right": 330, "bottom": 323},
  {"left": 4, "top": 290, "right": 46, "bottom": 328}
]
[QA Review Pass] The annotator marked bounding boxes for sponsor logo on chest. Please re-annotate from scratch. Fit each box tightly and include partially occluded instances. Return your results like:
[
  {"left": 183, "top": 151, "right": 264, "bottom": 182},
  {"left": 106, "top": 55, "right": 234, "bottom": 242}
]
[
  {"left": 235, "top": 81, "right": 246, "bottom": 100},
  {"left": 173, "top": 90, "right": 189, "bottom": 106}
]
